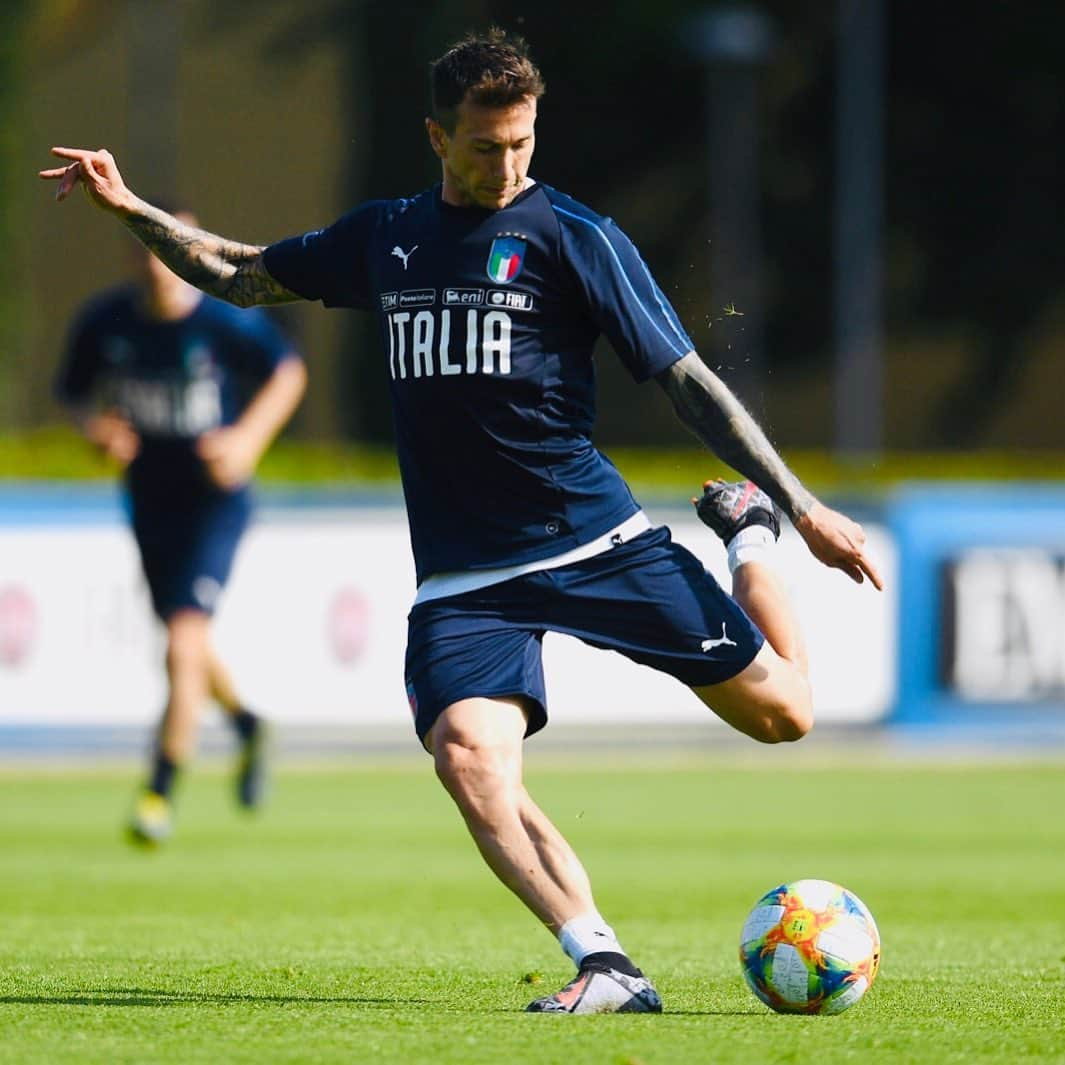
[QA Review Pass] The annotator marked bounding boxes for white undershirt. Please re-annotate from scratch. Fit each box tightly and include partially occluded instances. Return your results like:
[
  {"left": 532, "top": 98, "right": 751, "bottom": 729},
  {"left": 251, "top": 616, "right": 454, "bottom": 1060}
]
[{"left": 413, "top": 511, "right": 653, "bottom": 606}]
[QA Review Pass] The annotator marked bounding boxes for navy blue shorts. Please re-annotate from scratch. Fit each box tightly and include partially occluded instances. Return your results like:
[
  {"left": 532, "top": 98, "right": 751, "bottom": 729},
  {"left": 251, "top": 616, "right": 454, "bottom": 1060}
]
[
  {"left": 128, "top": 487, "right": 251, "bottom": 620},
  {"left": 405, "top": 525, "right": 764, "bottom": 743}
]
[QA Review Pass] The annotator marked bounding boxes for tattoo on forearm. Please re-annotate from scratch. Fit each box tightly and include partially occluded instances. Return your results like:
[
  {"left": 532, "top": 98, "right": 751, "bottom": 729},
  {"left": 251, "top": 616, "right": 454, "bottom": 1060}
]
[
  {"left": 121, "top": 202, "right": 297, "bottom": 307},
  {"left": 656, "top": 352, "right": 814, "bottom": 522}
]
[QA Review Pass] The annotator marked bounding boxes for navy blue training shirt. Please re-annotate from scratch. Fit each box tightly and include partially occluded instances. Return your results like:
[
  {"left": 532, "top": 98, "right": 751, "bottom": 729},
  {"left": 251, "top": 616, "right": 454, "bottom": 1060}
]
[
  {"left": 264, "top": 183, "right": 693, "bottom": 583},
  {"left": 57, "top": 286, "right": 294, "bottom": 498}
]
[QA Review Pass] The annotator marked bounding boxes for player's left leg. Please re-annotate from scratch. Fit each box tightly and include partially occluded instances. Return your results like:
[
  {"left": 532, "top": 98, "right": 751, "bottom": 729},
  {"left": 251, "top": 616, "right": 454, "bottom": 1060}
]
[
  {"left": 690, "top": 480, "right": 812, "bottom": 743},
  {"left": 690, "top": 640, "right": 812, "bottom": 743},
  {"left": 207, "top": 646, "right": 241, "bottom": 713},
  {"left": 425, "top": 696, "right": 662, "bottom": 1014},
  {"left": 207, "top": 648, "right": 269, "bottom": 809},
  {"left": 514, "top": 521, "right": 809, "bottom": 747}
]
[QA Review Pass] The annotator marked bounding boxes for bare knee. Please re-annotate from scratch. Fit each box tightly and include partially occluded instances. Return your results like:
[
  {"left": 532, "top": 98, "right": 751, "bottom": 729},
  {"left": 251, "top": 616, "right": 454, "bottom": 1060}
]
[
  {"left": 435, "top": 736, "right": 517, "bottom": 823},
  {"left": 165, "top": 612, "right": 210, "bottom": 677},
  {"left": 429, "top": 704, "right": 526, "bottom": 818},
  {"left": 694, "top": 644, "right": 814, "bottom": 744},
  {"left": 756, "top": 690, "right": 813, "bottom": 744},
  {"left": 166, "top": 640, "right": 205, "bottom": 676},
  {"left": 426, "top": 698, "right": 529, "bottom": 830}
]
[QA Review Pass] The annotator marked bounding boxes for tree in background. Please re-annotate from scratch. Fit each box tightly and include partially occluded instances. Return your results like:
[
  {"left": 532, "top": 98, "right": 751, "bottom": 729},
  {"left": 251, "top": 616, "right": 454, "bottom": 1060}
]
[
  {"left": 0, "top": 2, "right": 30, "bottom": 428},
  {"left": 6, "top": 0, "right": 123, "bottom": 435},
  {"left": 20, "top": 1, "right": 1065, "bottom": 449},
  {"left": 887, "top": 5, "right": 1065, "bottom": 446}
]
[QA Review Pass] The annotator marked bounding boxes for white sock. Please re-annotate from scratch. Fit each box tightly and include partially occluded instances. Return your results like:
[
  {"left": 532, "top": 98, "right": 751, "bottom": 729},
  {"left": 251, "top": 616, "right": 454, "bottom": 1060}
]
[
  {"left": 558, "top": 912, "right": 624, "bottom": 966},
  {"left": 727, "top": 524, "right": 777, "bottom": 575}
]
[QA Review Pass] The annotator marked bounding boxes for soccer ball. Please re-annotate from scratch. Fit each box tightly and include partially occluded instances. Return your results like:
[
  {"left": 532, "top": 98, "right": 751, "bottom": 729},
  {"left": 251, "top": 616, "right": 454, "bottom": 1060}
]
[{"left": 739, "top": 878, "right": 880, "bottom": 1015}]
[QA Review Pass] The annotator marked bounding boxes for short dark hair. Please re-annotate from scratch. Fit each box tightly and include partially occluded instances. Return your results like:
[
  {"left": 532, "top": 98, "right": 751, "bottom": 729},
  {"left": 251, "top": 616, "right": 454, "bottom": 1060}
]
[{"left": 430, "top": 28, "right": 545, "bottom": 131}]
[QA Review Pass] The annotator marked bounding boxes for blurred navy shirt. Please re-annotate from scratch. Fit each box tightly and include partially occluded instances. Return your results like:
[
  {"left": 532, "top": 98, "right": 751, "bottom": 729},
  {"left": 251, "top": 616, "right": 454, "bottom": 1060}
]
[{"left": 57, "top": 287, "right": 294, "bottom": 502}]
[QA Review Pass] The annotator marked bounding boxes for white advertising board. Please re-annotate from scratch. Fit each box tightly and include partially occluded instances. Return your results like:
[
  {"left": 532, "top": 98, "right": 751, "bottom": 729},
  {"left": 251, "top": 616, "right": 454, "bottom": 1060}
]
[{"left": 0, "top": 505, "right": 895, "bottom": 729}]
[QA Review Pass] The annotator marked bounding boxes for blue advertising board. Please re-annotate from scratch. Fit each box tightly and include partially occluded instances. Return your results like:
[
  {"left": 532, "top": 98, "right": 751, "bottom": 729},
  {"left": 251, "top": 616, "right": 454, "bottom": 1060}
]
[{"left": 891, "top": 484, "right": 1065, "bottom": 732}]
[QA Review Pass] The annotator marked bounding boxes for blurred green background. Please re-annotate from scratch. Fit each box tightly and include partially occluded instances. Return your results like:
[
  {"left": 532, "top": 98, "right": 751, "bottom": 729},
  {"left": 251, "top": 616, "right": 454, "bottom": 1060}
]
[{"left": 3, "top": 1, "right": 1063, "bottom": 480}]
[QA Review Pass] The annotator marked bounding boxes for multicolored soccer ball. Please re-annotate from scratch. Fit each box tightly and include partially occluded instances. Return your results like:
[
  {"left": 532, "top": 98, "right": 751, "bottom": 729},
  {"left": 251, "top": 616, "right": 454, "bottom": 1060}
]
[{"left": 739, "top": 879, "right": 881, "bottom": 1015}]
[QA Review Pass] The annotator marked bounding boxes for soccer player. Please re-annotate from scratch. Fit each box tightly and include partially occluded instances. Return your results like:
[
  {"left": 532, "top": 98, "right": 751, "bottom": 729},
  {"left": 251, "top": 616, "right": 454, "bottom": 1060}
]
[
  {"left": 41, "top": 29, "right": 880, "bottom": 1008},
  {"left": 53, "top": 210, "right": 307, "bottom": 846}
]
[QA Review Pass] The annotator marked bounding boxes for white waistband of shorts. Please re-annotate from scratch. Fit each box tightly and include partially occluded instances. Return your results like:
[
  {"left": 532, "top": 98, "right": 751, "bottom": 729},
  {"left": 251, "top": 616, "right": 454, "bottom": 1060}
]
[{"left": 413, "top": 511, "right": 653, "bottom": 607}]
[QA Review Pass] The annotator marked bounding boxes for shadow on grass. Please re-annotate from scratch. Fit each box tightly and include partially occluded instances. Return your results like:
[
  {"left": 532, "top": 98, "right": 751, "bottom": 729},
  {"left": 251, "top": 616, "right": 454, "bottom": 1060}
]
[
  {"left": 0, "top": 987, "right": 431, "bottom": 1008},
  {"left": 0, "top": 988, "right": 757, "bottom": 1016}
]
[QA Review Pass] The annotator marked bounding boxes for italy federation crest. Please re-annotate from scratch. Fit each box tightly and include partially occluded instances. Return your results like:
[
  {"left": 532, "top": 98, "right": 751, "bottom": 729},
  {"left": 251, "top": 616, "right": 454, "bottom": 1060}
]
[{"left": 486, "top": 235, "right": 526, "bottom": 284}]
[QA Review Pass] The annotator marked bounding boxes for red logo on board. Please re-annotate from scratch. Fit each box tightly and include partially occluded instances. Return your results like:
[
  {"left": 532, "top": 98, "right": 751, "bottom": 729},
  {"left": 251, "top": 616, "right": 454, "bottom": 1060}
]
[
  {"left": 0, "top": 585, "right": 37, "bottom": 667},
  {"left": 328, "top": 588, "right": 370, "bottom": 664}
]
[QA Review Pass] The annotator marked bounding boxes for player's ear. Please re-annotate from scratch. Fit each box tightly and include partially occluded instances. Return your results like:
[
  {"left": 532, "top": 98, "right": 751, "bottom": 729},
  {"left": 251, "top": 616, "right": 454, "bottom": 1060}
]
[{"left": 425, "top": 117, "right": 448, "bottom": 159}]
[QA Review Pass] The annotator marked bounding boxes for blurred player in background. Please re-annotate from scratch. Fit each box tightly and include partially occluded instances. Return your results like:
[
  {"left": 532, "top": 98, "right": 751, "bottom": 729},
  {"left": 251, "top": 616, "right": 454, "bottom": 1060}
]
[
  {"left": 54, "top": 209, "right": 307, "bottom": 846},
  {"left": 42, "top": 30, "right": 879, "bottom": 1008}
]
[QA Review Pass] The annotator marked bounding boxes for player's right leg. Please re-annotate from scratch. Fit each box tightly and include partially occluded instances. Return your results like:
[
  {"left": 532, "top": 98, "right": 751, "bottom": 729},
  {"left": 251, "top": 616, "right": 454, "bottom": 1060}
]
[
  {"left": 129, "top": 608, "right": 212, "bottom": 845},
  {"left": 690, "top": 480, "right": 812, "bottom": 743},
  {"left": 426, "top": 696, "right": 594, "bottom": 930},
  {"left": 408, "top": 592, "right": 661, "bottom": 1014},
  {"left": 425, "top": 696, "right": 661, "bottom": 1014},
  {"left": 126, "top": 482, "right": 250, "bottom": 842},
  {"left": 159, "top": 609, "right": 213, "bottom": 761}
]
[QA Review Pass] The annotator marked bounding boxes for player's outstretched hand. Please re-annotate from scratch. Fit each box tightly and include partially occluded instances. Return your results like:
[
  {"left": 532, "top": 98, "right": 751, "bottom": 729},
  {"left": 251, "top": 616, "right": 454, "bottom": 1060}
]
[
  {"left": 196, "top": 426, "right": 261, "bottom": 490},
  {"left": 793, "top": 501, "right": 883, "bottom": 590},
  {"left": 39, "top": 147, "right": 135, "bottom": 214}
]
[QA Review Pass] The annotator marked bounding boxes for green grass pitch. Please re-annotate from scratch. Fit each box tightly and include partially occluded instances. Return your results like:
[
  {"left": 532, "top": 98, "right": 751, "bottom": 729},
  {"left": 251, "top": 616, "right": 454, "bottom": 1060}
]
[{"left": 1, "top": 754, "right": 1064, "bottom": 1063}]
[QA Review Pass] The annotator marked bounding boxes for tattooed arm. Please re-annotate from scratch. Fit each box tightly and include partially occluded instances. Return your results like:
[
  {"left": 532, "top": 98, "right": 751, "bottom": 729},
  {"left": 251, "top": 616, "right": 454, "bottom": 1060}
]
[
  {"left": 120, "top": 201, "right": 294, "bottom": 307},
  {"left": 656, "top": 352, "right": 814, "bottom": 523},
  {"left": 39, "top": 147, "right": 297, "bottom": 307},
  {"left": 656, "top": 351, "right": 882, "bottom": 588}
]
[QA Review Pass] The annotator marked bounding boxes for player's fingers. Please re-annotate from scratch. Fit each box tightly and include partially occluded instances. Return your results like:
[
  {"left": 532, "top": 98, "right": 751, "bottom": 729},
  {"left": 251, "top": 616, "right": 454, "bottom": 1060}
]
[
  {"left": 62, "top": 161, "right": 88, "bottom": 198},
  {"left": 52, "top": 162, "right": 83, "bottom": 202},
  {"left": 49, "top": 147, "right": 104, "bottom": 175},
  {"left": 50, "top": 146, "right": 93, "bottom": 160},
  {"left": 839, "top": 559, "right": 864, "bottom": 585},
  {"left": 856, "top": 551, "right": 884, "bottom": 591},
  {"left": 47, "top": 148, "right": 115, "bottom": 197},
  {"left": 63, "top": 157, "right": 107, "bottom": 201},
  {"left": 51, "top": 146, "right": 113, "bottom": 163},
  {"left": 837, "top": 537, "right": 882, "bottom": 589},
  {"left": 92, "top": 150, "right": 116, "bottom": 178}
]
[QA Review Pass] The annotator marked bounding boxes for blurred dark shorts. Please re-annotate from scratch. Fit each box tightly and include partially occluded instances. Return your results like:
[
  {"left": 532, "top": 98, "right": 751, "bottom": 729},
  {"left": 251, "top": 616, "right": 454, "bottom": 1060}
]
[
  {"left": 404, "top": 525, "right": 764, "bottom": 744},
  {"left": 127, "top": 485, "right": 251, "bottom": 621}
]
